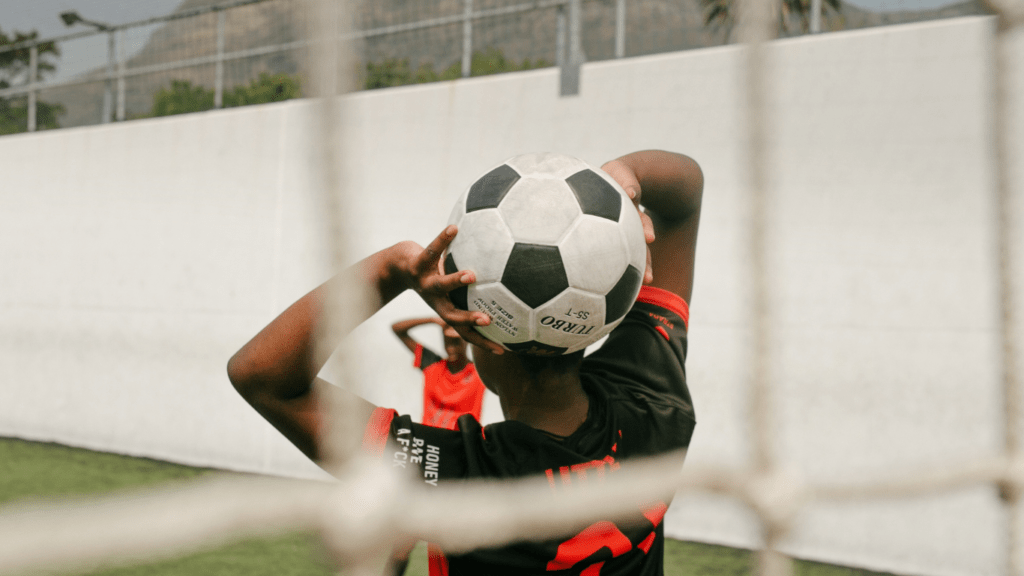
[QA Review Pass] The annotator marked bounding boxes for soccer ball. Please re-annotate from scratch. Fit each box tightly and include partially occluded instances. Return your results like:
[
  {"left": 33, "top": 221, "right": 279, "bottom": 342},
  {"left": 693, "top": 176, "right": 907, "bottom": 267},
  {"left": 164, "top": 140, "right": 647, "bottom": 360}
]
[{"left": 443, "top": 152, "right": 646, "bottom": 356}]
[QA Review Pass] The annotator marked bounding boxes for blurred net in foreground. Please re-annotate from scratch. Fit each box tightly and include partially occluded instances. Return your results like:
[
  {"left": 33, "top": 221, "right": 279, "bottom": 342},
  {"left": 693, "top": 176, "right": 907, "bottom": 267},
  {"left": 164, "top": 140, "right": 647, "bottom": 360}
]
[{"left": 0, "top": 0, "right": 1022, "bottom": 576}]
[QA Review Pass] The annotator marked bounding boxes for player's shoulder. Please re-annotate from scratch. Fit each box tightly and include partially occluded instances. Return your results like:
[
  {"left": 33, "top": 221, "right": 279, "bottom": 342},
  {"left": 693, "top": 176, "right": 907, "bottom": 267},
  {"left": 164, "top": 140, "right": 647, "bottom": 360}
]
[
  {"left": 416, "top": 345, "right": 444, "bottom": 370},
  {"left": 631, "top": 286, "right": 689, "bottom": 333}
]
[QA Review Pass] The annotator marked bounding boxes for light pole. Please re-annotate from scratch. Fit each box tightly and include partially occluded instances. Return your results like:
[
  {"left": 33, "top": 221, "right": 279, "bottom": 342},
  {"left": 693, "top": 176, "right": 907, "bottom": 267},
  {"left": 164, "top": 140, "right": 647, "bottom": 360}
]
[{"left": 60, "top": 10, "right": 115, "bottom": 124}]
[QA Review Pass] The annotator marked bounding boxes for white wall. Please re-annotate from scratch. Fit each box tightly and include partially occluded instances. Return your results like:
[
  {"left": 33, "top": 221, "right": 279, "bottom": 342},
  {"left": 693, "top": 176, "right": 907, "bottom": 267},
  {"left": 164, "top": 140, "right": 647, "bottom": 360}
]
[{"left": 1, "top": 15, "right": 1021, "bottom": 575}]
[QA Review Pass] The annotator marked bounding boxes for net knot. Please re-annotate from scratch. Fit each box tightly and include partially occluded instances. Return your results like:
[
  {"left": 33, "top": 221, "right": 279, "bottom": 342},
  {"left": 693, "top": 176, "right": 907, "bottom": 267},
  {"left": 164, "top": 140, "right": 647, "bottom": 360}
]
[{"left": 743, "top": 468, "right": 806, "bottom": 538}]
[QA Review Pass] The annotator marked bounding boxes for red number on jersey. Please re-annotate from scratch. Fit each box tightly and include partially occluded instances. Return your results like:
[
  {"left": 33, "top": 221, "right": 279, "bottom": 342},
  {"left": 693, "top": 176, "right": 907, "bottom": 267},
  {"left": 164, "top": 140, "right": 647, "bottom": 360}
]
[{"left": 545, "top": 521, "right": 632, "bottom": 574}]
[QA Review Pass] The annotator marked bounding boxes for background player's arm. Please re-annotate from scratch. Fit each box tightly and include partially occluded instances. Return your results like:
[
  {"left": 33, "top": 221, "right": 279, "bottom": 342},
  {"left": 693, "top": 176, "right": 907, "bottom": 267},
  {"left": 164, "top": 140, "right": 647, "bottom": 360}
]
[
  {"left": 226, "top": 228, "right": 496, "bottom": 463},
  {"left": 391, "top": 317, "right": 444, "bottom": 354},
  {"left": 602, "top": 150, "right": 704, "bottom": 302}
]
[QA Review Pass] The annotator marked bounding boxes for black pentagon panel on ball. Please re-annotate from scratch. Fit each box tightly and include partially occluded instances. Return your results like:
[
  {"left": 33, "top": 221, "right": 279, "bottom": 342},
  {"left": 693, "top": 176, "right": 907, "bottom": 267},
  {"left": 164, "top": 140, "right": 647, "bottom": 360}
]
[
  {"left": 466, "top": 164, "right": 521, "bottom": 213},
  {"left": 444, "top": 252, "right": 459, "bottom": 275},
  {"left": 449, "top": 286, "right": 468, "bottom": 311},
  {"left": 501, "top": 243, "right": 570, "bottom": 308},
  {"left": 565, "top": 169, "right": 622, "bottom": 221},
  {"left": 444, "top": 253, "right": 468, "bottom": 310},
  {"left": 605, "top": 265, "right": 643, "bottom": 323},
  {"left": 506, "top": 340, "right": 568, "bottom": 357}
]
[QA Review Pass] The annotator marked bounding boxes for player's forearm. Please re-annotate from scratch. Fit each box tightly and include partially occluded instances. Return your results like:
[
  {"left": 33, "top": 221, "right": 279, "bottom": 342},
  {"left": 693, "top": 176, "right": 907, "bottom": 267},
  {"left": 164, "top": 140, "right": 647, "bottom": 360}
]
[
  {"left": 617, "top": 150, "right": 703, "bottom": 223},
  {"left": 228, "top": 242, "right": 421, "bottom": 403},
  {"left": 391, "top": 317, "right": 440, "bottom": 335}
]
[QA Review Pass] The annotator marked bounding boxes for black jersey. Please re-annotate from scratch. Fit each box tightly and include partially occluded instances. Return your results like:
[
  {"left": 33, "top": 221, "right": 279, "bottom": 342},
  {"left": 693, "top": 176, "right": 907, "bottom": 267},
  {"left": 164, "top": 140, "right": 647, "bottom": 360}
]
[{"left": 363, "top": 286, "right": 695, "bottom": 576}]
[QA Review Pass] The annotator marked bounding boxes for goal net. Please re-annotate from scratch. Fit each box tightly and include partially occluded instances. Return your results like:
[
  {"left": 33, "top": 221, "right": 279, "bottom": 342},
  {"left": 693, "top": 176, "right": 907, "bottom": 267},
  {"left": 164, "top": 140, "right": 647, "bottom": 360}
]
[{"left": 0, "top": 0, "right": 1022, "bottom": 575}]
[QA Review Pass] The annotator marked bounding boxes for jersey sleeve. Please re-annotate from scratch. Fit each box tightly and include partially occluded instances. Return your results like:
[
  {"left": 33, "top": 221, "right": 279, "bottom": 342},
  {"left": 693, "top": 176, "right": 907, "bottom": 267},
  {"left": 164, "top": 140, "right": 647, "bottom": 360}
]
[
  {"left": 361, "top": 407, "right": 481, "bottom": 486},
  {"left": 582, "top": 286, "right": 691, "bottom": 405},
  {"left": 413, "top": 344, "right": 443, "bottom": 371}
]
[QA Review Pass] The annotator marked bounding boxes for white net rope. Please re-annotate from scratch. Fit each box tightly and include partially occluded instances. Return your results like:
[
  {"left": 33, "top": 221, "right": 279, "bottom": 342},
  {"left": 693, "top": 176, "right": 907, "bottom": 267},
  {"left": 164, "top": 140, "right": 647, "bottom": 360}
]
[{"left": 0, "top": 0, "right": 1022, "bottom": 575}]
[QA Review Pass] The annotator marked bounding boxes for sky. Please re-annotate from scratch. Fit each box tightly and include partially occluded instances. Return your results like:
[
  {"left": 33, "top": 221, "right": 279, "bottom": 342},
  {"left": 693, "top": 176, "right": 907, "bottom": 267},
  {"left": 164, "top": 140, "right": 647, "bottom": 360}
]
[
  {"left": 1, "top": 0, "right": 182, "bottom": 81},
  {"left": 2, "top": 0, "right": 966, "bottom": 81}
]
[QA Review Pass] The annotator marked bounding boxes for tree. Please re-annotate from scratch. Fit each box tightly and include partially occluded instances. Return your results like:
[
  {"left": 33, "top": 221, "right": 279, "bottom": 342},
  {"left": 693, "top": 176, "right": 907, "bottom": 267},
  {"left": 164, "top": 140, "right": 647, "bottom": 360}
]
[
  {"left": 151, "top": 80, "right": 215, "bottom": 116},
  {"left": 702, "top": 0, "right": 843, "bottom": 42},
  {"left": 0, "top": 28, "right": 64, "bottom": 135},
  {"left": 223, "top": 72, "right": 301, "bottom": 107},
  {"left": 151, "top": 73, "right": 301, "bottom": 117},
  {"left": 364, "top": 48, "right": 552, "bottom": 90}
]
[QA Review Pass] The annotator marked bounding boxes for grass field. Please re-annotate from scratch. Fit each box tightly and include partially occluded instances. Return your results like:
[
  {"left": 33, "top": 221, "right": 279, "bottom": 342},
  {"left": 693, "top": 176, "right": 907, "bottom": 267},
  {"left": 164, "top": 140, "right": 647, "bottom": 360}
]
[{"left": 0, "top": 438, "right": 898, "bottom": 576}]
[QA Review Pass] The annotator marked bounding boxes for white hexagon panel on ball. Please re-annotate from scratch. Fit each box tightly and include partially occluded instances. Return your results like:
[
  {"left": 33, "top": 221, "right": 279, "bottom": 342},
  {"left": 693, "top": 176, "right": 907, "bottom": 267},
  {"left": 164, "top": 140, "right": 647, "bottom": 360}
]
[
  {"left": 466, "top": 282, "right": 534, "bottom": 348},
  {"left": 559, "top": 216, "right": 630, "bottom": 295},
  {"left": 533, "top": 288, "right": 607, "bottom": 351},
  {"left": 498, "top": 178, "right": 582, "bottom": 245},
  {"left": 446, "top": 209, "right": 515, "bottom": 284},
  {"left": 504, "top": 152, "right": 593, "bottom": 180}
]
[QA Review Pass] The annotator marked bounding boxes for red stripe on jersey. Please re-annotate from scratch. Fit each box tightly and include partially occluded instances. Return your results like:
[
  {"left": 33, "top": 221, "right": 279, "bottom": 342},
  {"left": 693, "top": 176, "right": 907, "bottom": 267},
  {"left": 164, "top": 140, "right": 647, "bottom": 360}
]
[
  {"left": 655, "top": 326, "right": 670, "bottom": 341},
  {"left": 642, "top": 502, "right": 668, "bottom": 527},
  {"left": 546, "top": 521, "right": 632, "bottom": 570},
  {"left": 413, "top": 344, "right": 424, "bottom": 368},
  {"left": 581, "top": 561, "right": 605, "bottom": 575},
  {"left": 636, "top": 286, "right": 690, "bottom": 328},
  {"left": 361, "top": 407, "right": 396, "bottom": 456},
  {"left": 428, "top": 543, "right": 449, "bottom": 576},
  {"left": 638, "top": 531, "right": 656, "bottom": 554}
]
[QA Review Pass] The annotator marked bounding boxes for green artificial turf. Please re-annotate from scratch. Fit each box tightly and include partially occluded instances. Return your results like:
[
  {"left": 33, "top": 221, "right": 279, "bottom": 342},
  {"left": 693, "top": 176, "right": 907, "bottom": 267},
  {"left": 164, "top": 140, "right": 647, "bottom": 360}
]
[{"left": 0, "top": 438, "right": 897, "bottom": 576}]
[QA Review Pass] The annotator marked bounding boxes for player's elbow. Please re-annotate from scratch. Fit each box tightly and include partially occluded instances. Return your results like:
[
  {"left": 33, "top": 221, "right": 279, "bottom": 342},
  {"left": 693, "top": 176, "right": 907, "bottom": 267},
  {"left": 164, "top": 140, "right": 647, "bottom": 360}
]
[
  {"left": 663, "top": 154, "right": 704, "bottom": 221},
  {"left": 226, "top": 348, "right": 267, "bottom": 401}
]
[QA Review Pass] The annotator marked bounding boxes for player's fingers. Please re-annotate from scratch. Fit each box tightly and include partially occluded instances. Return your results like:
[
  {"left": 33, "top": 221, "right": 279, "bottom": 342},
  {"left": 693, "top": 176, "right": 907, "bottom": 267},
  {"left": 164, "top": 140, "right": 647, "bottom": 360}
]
[
  {"left": 426, "top": 268, "right": 476, "bottom": 294},
  {"left": 416, "top": 225, "right": 458, "bottom": 273},
  {"left": 437, "top": 308, "right": 504, "bottom": 354},
  {"left": 460, "top": 327, "right": 505, "bottom": 355},
  {"left": 601, "top": 160, "right": 641, "bottom": 203},
  {"left": 644, "top": 247, "right": 654, "bottom": 284},
  {"left": 640, "top": 211, "right": 655, "bottom": 244},
  {"left": 433, "top": 298, "right": 489, "bottom": 329}
]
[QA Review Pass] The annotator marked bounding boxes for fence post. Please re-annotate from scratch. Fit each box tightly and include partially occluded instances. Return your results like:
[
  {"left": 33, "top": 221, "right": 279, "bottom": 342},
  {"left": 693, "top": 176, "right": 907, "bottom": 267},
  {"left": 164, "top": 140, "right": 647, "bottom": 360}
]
[
  {"left": 116, "top": 28, "right": 126, "bottom": 121},
  {"left": 102, "top": 30, "right": 114, "bottom": 123},
  {"left": 615, "top": 0, "right": 625, "bottom": 58},
  {"left": 27, "top": 44, "right": 38, "bottom": 132},
  {"left": 559, "top": 0, "right": 583, "bottom": 96},
  {"left": 215, "top": 10, "right": 226, "bottom": 108},
  {"left": 462, "top": 0, "right": 473, "bottom": 78},
  {"left": 810, "top": 0, "right": 822, "bottom": 32},
  {"left": 556, "top": 4, "right": 566, "bottom": 70}
]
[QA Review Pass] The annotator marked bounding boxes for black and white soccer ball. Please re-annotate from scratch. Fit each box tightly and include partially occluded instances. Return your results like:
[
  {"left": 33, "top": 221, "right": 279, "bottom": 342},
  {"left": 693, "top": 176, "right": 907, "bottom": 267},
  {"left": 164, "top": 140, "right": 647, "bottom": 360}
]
[{"left": 443, "top": 152, "right": 646, "bottom": 356}]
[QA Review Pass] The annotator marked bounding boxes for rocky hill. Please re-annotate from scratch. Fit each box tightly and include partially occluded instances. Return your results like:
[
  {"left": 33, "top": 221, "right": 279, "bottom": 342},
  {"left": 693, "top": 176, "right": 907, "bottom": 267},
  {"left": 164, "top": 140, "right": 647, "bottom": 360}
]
[{"left": 44, "top": 0, "right": 992, "bottom": 128}]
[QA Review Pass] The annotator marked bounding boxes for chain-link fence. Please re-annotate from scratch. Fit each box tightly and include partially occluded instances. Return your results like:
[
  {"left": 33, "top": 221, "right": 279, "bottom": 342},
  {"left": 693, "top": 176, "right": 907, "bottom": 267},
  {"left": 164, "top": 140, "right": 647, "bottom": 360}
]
[{"left": 0, "top": 0, "right": 994, "bottom": 134}]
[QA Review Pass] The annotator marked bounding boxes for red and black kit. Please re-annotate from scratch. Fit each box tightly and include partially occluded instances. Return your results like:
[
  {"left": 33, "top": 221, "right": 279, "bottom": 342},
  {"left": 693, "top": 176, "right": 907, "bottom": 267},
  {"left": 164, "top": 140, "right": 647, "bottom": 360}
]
[
  {"left": 364, "top": 286, "right": 695, "bottom": 576},
  {"left": 413, "top": 344, "right": 486, "bottom": 430}
]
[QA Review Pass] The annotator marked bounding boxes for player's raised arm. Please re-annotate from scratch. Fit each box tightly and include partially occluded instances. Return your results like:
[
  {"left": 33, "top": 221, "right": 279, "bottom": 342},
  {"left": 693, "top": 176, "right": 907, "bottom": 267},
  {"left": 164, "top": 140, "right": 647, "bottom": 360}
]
[
  {"left": 391, "top": 317, "right": 444, "bottom": 354},
  {"left": 602, "top": 150, "right": 703, "bottom": 303},
  {"left": 226, "top": 227, "right": 498, "bottom": 463}
]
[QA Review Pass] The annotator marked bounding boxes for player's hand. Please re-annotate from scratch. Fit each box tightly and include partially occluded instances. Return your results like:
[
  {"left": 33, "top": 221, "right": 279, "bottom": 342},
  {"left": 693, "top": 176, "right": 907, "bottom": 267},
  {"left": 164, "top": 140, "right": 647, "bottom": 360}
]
[
  {"left": 407, "top": 226, "right": 504, "bottom": 354},
  {"left": 601, "top": 159, "right": 655, "bottom": 284}
]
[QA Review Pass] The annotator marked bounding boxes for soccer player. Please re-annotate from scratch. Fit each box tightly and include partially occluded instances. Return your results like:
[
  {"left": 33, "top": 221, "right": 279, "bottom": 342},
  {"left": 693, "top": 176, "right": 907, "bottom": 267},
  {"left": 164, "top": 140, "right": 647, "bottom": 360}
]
[
  {"left": 227, "top": 150, "right": 702, "bottom": 575},
  {"left": 391, "top": 317, "right": 487, "bottom": 430}
]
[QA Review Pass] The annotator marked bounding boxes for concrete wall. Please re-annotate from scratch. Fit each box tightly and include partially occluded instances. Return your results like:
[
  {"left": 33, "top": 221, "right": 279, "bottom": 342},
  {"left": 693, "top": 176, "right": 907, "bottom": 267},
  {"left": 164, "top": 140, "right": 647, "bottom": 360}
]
[{"left": 2, "top": 15, "right": 1022, "bottom": 575}]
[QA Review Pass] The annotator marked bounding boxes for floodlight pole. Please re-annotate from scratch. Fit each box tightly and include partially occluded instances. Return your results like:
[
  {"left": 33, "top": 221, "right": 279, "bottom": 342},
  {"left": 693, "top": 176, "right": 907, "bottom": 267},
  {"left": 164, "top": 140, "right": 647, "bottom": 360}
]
[
  {"left": 27, "top": 44, "right": 38, "bottom": 132},
  {"left": 615, "top": 0, "right": 626, "bottom": 58},
  {"left": 215, "top": 10, "right": 226, "bottom": 108},
  {"left": 103, "top": 30, "right": 115, "bottom": 123},
  {"left": 462, "top": 0, "right": 473, "bottom": 78},
  {"left": 60, "top": 10, "right": 115, "bottom": 123},
  {"left": 559, "top": 0, "right": 583, "bottom": 97},
  {"left": 810, "top": 0, "right": 822, "bottom": 33},
  {"left": 116, "top": 28, "right": 127, "bottom": 121}
]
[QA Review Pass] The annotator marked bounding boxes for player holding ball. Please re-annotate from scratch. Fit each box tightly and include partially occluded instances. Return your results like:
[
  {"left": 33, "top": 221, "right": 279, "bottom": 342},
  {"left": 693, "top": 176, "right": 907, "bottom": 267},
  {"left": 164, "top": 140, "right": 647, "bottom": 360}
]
[{"left": 227, "top": 149, "right": 703, "bottom": 575}]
